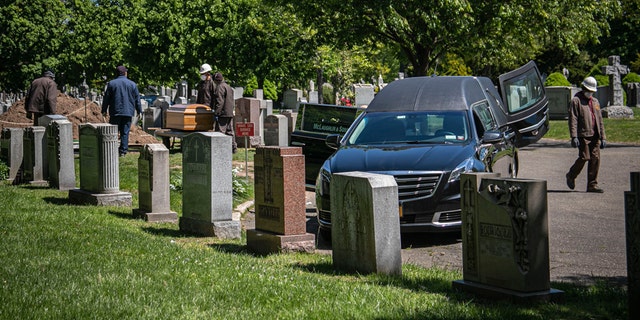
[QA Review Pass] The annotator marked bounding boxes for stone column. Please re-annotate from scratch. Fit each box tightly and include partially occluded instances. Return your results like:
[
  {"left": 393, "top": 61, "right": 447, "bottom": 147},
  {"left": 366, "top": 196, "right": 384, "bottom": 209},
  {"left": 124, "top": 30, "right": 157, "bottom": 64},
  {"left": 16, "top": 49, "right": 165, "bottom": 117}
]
[
  {"left": 247, "top": 146, "right": 315, "bottom": 254},
  {"left": 22, "top": 126, "right": 47, "bottom": 186},
  {"left": 46, "top": 119, "right": 76, "bottom": 190},
  {"left": 68, "top": 123, "right": 132, "bottom": 206},
  {"left": 133, "top": 143, "right": 177, "bottom": 222},
  {"left": 1, "top": 128, "right": 24, "bottom": 183},
  {"left": 179, "top": 132, "right": 241, "bottom": 239},
  {"left": 330, "top": 171, "right": 402, "bottom": 275},
  {"left": 625, "top": 172, "right": 640, "bottom": 319},
  {"left": 453, "top": 173, "right": 563, "bottom": 302}
]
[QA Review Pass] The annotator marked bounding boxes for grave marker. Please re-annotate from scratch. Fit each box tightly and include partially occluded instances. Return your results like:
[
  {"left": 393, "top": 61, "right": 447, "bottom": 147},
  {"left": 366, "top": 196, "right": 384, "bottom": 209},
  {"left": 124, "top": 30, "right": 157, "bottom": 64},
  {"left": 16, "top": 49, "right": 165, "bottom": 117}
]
[
  {"left": 247, "top": 146, "right": 315, "bottom": 254},
  {"left": 453, "top": 173, "right": 563, "bottom": 302},
  {"left": 330, "top": 171, "right": 402, "bottom": 275},
  {"left": 46, "top": 119, "right": 75, "bottom": 190},
  {"left": 625, "top": 172, "right": 640, "bottom": 319},
  {"left": 179, "top": 132, "right": 241, "bottom": 238},
  {"left": 22, "top": 126, "right": 47, "bottom": 186},
  {"left": 1, "top": 128, "right": 24, "bottom": 183},
  {"left": 133, "top": 144, "right": 177, "bottom": 222},
  {"left": 68, "top": 123, "right": 132, "bottom": 206}
]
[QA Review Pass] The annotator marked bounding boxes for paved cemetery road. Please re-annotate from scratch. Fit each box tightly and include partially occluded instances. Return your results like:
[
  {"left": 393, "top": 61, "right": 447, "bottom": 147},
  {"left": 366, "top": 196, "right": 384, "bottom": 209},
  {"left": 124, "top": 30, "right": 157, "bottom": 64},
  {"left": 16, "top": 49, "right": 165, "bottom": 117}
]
[{"left": 308, "top": 138, "right": 640, "bottom": 286}]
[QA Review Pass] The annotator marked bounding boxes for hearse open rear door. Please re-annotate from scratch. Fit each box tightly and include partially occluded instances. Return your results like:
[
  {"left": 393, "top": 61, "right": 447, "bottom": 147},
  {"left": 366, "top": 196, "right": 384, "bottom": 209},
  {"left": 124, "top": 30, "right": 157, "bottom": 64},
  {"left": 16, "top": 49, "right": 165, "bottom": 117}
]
[{"left": 498, "top": 61, "right": 549, "bottom": 147}]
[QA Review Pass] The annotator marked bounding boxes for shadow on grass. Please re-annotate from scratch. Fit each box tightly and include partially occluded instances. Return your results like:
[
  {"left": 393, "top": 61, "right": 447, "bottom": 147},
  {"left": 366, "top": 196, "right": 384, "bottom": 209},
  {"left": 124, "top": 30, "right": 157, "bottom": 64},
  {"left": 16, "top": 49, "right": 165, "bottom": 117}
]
[
  {"left": 108, "top": 210, "right": 136, "bottom": 220},
  {"left": 43, "top": 196, "right": 72, "bottom": 206}
]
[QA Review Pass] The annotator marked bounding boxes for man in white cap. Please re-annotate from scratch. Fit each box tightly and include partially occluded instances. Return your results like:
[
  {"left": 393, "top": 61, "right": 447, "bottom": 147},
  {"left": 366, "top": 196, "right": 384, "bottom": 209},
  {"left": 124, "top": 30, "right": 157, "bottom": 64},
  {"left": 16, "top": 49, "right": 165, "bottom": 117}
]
[
  {"left": 196, "top": 63, "right": 216, "bottom": 108},
  {"left": 566, "top": 76, "right": 607, "bottom": 193}
]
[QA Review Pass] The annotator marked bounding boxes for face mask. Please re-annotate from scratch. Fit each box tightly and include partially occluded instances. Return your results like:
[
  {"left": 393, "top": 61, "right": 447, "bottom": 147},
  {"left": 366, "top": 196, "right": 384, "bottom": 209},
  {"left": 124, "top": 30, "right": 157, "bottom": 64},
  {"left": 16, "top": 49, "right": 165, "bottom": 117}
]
[
  {"left": 200, "top": 74, "right": 207, "bottom": 81},
  {"left": 584, "top": 92, "right": 593, "bottom": 98}
]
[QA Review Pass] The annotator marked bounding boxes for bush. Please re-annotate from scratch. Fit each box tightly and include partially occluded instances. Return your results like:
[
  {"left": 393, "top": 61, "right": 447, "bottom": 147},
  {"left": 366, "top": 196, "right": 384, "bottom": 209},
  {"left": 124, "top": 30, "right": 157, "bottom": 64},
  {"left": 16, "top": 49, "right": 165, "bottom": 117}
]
[
  {"left": 263, "top": 79, "right": 278, "bottom": 101},
  {"left": 623, "top": 72, "right": 640, "bottom": 86},
  {"left": 0, "top": 160, "right": 8, "bottom": 180},
  {"left": 544, "top": 72, "right": 571, "bottom": 86}
]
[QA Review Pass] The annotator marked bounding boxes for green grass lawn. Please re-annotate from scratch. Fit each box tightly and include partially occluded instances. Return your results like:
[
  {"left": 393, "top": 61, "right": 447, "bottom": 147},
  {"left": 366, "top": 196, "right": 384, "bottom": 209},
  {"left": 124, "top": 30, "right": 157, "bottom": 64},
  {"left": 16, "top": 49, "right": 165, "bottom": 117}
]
[
  {"left": 0, "top": 151, "right": 628, "bottom": 319},
  {"left": 544, "top": 107, "right": 640, "bottom": 143}
]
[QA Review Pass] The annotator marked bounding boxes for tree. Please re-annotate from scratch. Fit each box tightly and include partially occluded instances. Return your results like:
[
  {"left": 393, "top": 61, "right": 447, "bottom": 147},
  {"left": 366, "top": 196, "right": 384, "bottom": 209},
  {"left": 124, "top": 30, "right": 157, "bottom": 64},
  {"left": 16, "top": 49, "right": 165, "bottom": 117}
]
[{"left": 0, "top": 0, "right": 68, "bottom": 91}]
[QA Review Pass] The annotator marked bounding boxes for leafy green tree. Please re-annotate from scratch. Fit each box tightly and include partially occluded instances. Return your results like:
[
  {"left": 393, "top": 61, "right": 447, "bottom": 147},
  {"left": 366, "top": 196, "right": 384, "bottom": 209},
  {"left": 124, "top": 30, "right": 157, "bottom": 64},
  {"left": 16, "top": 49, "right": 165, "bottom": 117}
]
[{"left": 0, "top": 0, "right": 68, "bottom": 91}]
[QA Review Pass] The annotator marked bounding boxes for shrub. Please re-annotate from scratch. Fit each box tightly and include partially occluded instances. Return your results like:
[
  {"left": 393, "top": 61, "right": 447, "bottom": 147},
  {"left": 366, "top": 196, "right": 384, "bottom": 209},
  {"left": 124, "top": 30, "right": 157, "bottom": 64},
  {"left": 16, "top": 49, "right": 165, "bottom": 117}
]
[
  {"left": 0, "top": 160, "right": 8, "bottom": 180},
  {"left": 263, "top": 79, "right": 278, "bottom": 101},
  {"left": 623, "top": 72, "right": 640, "bottom": 86},
  {"left": 544, "top": 72, "right": 571, "bottom": 87}
]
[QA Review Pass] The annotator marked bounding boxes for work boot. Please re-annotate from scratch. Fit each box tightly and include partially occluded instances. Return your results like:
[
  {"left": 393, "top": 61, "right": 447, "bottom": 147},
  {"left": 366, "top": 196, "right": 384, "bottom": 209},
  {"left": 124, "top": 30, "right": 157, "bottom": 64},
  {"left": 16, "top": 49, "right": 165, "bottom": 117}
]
[
  {"left": 565, "top": 173, "right": 575, "bottom": 190},
  {"left": 587, "top": 187, "right": 604, "bottom": 193}
]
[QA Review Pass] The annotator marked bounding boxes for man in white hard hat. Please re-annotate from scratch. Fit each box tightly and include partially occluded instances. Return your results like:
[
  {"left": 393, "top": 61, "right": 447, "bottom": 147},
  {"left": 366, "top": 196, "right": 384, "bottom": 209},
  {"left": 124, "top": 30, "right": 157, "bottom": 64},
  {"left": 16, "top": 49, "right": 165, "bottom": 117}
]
[
  {"left": 196, "top": 63, "right": 216, "bottom": 108},
  {"left": 566, "top": 76, "right": 607, "bottom": 193}
]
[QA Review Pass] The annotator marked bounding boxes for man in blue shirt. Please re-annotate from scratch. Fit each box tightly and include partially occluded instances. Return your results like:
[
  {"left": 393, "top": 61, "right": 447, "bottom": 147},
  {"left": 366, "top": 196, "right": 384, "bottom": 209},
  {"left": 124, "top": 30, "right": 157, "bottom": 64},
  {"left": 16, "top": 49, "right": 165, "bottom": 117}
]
[{"left": 102, "top": 65, "right": 142, "bottom": 157}]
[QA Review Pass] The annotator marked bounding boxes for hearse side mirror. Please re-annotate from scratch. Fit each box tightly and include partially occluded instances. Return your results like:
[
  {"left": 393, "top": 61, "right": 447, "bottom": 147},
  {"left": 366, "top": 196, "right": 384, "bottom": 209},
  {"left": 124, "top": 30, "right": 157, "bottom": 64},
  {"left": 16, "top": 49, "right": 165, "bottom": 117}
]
[
  {"left": 482, "top": 130, "right": 503, "bottom": 143},
  {"left": 325, "top": 134, "right": 341, "bottom": 149}
]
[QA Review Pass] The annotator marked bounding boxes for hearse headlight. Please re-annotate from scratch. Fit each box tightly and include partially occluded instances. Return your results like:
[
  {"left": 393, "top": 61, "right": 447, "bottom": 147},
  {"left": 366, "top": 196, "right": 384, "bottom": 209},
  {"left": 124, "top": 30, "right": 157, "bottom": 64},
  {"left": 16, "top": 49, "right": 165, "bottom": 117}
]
[
  {"left": 316, "top": 166, "right": 332, "bottom": 197},
  {"left": 449, "top": 158, "right": 474, "bottom": 183}
]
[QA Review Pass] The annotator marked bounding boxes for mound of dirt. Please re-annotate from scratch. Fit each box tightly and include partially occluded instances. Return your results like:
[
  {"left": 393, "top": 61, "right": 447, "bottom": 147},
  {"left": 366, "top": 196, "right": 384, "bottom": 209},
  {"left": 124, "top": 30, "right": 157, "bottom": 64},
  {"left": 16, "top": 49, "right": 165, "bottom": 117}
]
[{"left": 0, "top": 94, "right": 159, "bottom": 146}]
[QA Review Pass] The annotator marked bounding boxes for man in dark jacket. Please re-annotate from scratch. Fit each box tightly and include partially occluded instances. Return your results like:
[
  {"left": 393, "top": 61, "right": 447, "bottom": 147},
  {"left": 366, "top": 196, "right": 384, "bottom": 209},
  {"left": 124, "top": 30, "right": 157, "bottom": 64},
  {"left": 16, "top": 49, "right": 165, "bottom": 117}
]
[
  {"left": 212, "top": 72, "right": 237, "bottom": 153},
  {"left": 25, "top": 70, "right": 58, "bottom": 124},
  {"left": 566, "top": 76, "right": 607, "bottom": 193},
  {"left": 102, "top": 65, "right": 142, "bottom": 157}
]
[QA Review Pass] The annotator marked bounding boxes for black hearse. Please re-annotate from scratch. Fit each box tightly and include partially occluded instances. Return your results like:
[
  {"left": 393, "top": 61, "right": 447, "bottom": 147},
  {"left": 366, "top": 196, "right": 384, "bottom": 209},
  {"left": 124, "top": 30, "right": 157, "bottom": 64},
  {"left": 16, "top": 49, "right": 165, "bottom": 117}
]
[{"left": 315, "top": 61, "right": 549, "bottom": 237}]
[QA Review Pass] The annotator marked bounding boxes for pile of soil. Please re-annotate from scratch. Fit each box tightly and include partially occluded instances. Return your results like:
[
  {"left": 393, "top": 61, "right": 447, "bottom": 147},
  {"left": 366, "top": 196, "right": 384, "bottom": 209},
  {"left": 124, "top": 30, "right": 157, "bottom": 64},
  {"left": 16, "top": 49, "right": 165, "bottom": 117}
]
[{"left": 0, "top": 94, "right": 159, "bottom": 146}]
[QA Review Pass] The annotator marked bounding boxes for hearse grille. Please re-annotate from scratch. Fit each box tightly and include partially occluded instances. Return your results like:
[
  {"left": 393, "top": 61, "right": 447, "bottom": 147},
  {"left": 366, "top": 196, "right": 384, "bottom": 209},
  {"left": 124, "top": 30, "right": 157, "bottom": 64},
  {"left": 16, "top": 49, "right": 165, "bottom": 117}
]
[{"left": 393, "top": 173, "right": 441, "bottom": 201}]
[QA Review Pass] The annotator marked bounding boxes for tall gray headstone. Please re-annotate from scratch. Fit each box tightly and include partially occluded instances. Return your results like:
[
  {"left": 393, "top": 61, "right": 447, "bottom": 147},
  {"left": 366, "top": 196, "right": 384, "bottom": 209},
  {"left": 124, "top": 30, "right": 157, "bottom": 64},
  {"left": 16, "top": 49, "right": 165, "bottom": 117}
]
[
  {"left": 353, "top": 84, "right": 375, "bottom": 107},
  {"left": 46, "top": 119, "right": 76, "bottom": 190},
  {"left": 453, "top": 173, "right": 563, "bottom": 302},
  {"left": 22, "top": 126, "right": 47, "bottom": 186},
  {"left": 68, "top": 123, "right": 132, "bottom": 206},
  {"left": 283, "top": 89, "right": 303, "bottom": 111},
  {"left": 625, "top": 172, "right": 640, "bottom": 319},
  {"left": 1, "top": 128, "right": 24, "bottom": 183},
  {"left": 38, "top": 115, "right": 67, "bottom": 180},
  {"left": 133, "top": 144, "right": 177, "bottom": 222},
  {"left": 179, "top": 132, "right": 241, "bottom": 239},
  {"left": 264, "top": 115, "right": 288, "bottom": 146},
  {"left": 330, "top": 171, "right": 402, "bottom": 275}
]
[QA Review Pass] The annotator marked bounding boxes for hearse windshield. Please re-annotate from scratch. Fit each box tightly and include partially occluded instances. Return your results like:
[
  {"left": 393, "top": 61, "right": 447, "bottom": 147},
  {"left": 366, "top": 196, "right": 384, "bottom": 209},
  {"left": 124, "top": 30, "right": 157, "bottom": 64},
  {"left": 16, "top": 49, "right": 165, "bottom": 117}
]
[{"left": 347, "top": 111, "right": 470, "bottom": 145}]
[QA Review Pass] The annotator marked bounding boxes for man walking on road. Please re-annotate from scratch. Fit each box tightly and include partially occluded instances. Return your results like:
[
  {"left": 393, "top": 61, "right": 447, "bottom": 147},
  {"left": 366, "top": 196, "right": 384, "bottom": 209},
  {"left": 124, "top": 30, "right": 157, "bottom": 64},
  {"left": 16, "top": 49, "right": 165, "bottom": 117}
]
[
  {"left": 102, "top": 65, "right": 142, "bottom": 157},
  {"left": 566, "top": 76, "right": 607, "bottom": 193}
]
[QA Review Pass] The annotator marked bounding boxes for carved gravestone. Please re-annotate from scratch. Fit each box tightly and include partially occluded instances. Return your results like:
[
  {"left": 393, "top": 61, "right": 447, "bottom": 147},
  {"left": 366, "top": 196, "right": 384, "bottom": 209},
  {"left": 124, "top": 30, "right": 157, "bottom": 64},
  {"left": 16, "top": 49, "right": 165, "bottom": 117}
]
[
  {"left": 453, "top": 173, "right": 563, "bottom": 302},
  {"left": 601, "top": 55, "right": 634, "bottom": 119},
  {"left": 133, "top": 144, "right": 177, "bottom": 222},
  {"left": 179, "top": 132, "right": 241, "bottom": 239},
  {"left": 353, "top": 84, "right": 375, "bottom": 107},
  {"left": 38, "top": 114, "right": 69, "bottom": 180},
  {"left": 330, "top": 172, "right": 402, "bottom": 275},
  {"left": 22, "top": 126, "right": 47, "bottom": 186},
  {"left": 1, "top": 128, "right": 23, "bottom": 183},
  {"left": 247, "top": 146, "right": 314, "bottom": 254},
  {"left": 264, "top": 115, "right": 288, "bottom": 146},
  {"left": 46, "top": 119, "right": 76, "bottom": 190},
  {"left": 68, "top": 124, "right": 132, "bottom": 206},
  {"left": 625, "top": 172, "right": 640, "bottom": 319}
]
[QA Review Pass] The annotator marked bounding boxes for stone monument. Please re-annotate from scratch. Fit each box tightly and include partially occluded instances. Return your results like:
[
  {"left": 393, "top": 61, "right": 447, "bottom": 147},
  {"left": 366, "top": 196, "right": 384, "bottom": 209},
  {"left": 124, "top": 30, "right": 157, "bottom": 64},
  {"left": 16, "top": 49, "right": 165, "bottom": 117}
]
[
  {"left": 627, "top": 83, "right": 640, "bottom": 108},
  {"left": 0, "top": 128, "right": 24, "bottom": 183},
  {"left": 179, "top": 132, "right": 241, "bottom": 239},
  {"left": 68, "top": 123, "right": 132, "bottom": 206},
  {"left": 133, "top": 144, "right": 177, "bottom": 222},
  {"left": 263, "top": 115, "right": 288, "bottom": 146},
  {"left": 601, "top": 55, "right": 634, "bottom": 118},
  {"left": 453, "top": 173, "right": 563, "bottom": 302},
  {"left": 330, "top": 172, "right": 402, "bottom": 275},
  {"left": 625, "top": 172, "right": 640, "bottom": 319},
  {"left": 22, "top": 126, "right": 47, "bottom": 186},
  {"left": 45, "top": 118, "right": 76, "bottom": 190},
  {"left": 247, "top": 146, "right": 315, "bottom": 254},
  {"left": 283, "top": 89, "right": 303, "bottom": 111},
  {"left": 234, "top": 98, "right": 262, "bottom": 148}
]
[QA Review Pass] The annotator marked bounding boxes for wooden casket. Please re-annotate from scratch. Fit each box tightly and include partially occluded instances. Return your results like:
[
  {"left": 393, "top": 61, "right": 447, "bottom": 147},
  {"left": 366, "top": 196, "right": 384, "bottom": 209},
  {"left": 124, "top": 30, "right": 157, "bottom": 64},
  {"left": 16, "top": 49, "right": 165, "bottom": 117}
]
[{"left": 164, "top": 104, "right": 214, "bottom": 131}]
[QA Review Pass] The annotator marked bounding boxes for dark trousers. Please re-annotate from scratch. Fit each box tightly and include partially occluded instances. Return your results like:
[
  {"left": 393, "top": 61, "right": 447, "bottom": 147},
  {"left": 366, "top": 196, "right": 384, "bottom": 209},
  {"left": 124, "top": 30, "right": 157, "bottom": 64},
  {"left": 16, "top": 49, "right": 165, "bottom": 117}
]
[
  {"left": 215, "top": 116, "right": 238, "bottom": 151},
  {"left": 567, "top": 136, "right": 601, "bottom": 189},
  {"left": 109, "top": 115, "right": 132, "bottom": 155}
]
